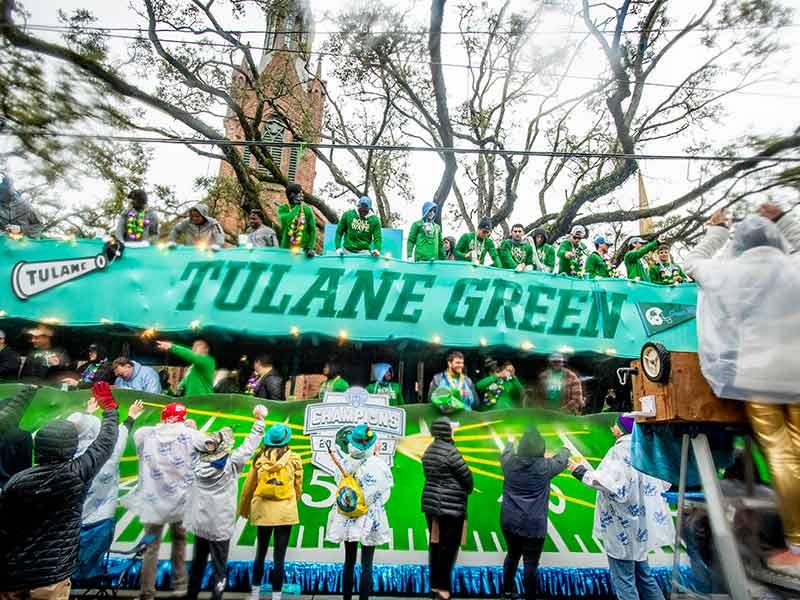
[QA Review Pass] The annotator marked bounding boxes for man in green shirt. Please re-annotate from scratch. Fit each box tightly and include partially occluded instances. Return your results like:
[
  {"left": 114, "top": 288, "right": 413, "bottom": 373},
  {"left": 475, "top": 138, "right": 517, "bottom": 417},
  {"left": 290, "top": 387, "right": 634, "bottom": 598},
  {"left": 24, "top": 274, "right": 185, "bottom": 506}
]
[
  {"left": 155, "top": 338, "right": 216, "bottom": 397},
  {"left": 454, "top": 218, "right": 501, "bottom": 266},
  {"left": 277, "top": 183, "right": 316, "bottom": 257},
  {"left": 584, "top": 235, "right": 612, "bottom": 279},
  {"left": 556, "top": 225, "right": 589, "bottom": 277},
  {"left": 532, "top": 228, "right": 555, "bottom": 272},
  {"left": 407, "top": 202, "right": 445, "bottom": 262},
  {"left": 650, "top": 243, "right": 687, "bottom": 285},
  {"left": 499, "top": 224, "right": 534, "bottom": 271},
  {"left": 476, "top": 360, "right": 524, "bottom": 410},
  {"left": 319, "top": 361, "right": 349, "bottom": 398},
  {"left": 366, "top": 363, "right": 404, "bottom": 406},
  {"left": 624, "top": 236, "right": 659, "bottom": 281},
  {"left": 335, "top": 196, "right": 382, "bottom": 256}
]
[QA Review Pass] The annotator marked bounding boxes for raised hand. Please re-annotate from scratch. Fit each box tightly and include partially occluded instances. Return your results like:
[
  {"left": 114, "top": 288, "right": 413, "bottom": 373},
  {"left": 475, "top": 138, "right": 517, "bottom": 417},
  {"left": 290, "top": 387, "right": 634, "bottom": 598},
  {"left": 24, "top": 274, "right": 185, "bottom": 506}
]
[
  {"left": 155, "top": 340, "right": 173, "bottom": 351},
  {"left": 128, "top": 399, "right": 145, "bottom": 420},
  {"left": 253, "top": 404, "right": 268, "bottom": 420}
]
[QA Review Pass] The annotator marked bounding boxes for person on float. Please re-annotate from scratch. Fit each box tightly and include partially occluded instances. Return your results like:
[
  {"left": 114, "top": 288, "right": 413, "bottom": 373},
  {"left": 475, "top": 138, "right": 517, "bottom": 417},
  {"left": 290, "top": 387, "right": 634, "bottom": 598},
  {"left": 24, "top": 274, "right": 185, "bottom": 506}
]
[
  {"left": 443, "top": 236, "right": 457, "bottom": 260},
  {"left": 623, "top": 235, "right": 659, "bottom": 281},
  {"left": 531, "top": 228, "right": 555, "bottom": 272},
  {"left": 534, "top": 353, "right": 585, "bottom": 415},
  {"left": 366, "top": 363, "right": 404, "bottom": 406},
  {"left": 499, "top": 224, "right": 536, "bottom": 271},
  {"left": 21, "top": 325, "right": 71, "bottom": 381},
  {"left": 684, "top": 203, "right": 800, "bottom": 575},
  {"left": 584, "top": 236, "right": 613, "bottom": 279},
  {"left": 245, "top": 209, "right": 279, "bottom": 248},
  {"left": 500, "top": 428, "right": 569, "bottom": 600},
  {"left": 112, "top": 356, "right": 162, "bottom": 394},
  {"left": 476, "top": 359, "right": 524, "bottom": 410},
  {"left": 336, "top": 196, "right": 382, "bottom": 257},
  {"left": 278, "top": 183, "right": 316, "bottom": 257},
  {"left": 186, "top": 405, "right": 267, "bottom": 600},
  {"left": 169, "top": 203, "right": 225, "bottom": 248},
  {"left": 61, "top": 343, "right": 115, "bottom": 388},
  {"left": 238, "top": 422, "right": 302, "bottom": 600},
  {"left": 0, "top": 330, "right": 20, "bottom": 379},
  {"left": 454, "top": 218, "right": 501, "bottom": 266},
  {"left": 568, "top": 416, "right": 674, "bottom": 600},
  {"left": 246, "top": 354, "right": 285, "bottom": 401},
  {"left": 422, "top": 417, "right": 473, "bottom": 600},
  {"left": 156, "top": 338, "right": 216, "bottom": 398},
  {"left": 319, "top": 361, "right": 349, "bottom": 398},
  {"left": 325, "top": 424, "right": 393, "bottom": 600},
  {"left": 555, "top": 225, "right": 588, "bottom": 276},
  {"left": 115, "top": 189, "right": 159, "bottom": 244},
  {"left": 122, "top": 402, "right": 194, "bottom": 600},
  {"left": 68, "top": 397, "right": 145, "bottom": 581},
  {"left": 649, "top": 243, "right": 687, "bottom": 285},
  {"left": 428, "top": 351, "right": 479, "bottom": 411},
  {"left": 0, "top": 174, "right": 42, "bottom": 239},
  {"left": 407, "top": 201, "right": 445, "bottom": 262},
  {"left": 0, "top": 382, "right": 118, "bottom": 600},
  {"left": 0, "top": 385, "right": 37, "bottom": 490}
]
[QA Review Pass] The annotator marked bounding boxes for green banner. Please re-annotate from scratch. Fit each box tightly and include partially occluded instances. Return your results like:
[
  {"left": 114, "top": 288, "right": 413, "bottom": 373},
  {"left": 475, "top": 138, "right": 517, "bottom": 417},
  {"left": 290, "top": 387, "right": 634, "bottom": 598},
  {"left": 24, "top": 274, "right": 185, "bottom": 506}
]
[
  {"left": 0, "top": 238, "right": 697, "bottom": 357},
  {"left": 5, "top": 384, "right": 676, "bottom": 568}
]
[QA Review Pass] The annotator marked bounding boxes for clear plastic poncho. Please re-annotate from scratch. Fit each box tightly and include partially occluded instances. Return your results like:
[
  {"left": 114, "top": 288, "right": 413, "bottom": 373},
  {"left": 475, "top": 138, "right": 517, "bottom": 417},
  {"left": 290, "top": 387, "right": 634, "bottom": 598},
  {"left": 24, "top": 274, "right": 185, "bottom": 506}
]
[{"left": 687, "top": 215, "right": 800, "bottom": 403}]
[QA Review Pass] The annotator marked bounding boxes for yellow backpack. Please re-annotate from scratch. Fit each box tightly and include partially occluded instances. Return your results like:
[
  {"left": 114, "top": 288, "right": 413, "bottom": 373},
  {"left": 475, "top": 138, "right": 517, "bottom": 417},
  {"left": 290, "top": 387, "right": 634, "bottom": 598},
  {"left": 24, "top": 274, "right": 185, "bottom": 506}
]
[
  {"left": 329, "top": 449, "right": 368, "bottom": 518},
  {"left": 255, "top": 460, "right": 293, "bottom": 501}
]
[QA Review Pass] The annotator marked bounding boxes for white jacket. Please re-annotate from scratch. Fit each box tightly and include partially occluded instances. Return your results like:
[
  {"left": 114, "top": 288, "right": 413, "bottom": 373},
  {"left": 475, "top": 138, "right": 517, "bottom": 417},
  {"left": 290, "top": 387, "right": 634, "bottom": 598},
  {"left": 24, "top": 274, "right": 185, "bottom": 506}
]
[
  {"left": 121, "top": 422, "right": 194, "bottom": 525},
  {"left": 184, "top": 420, "right": 264, "bottom": 541},
  {"left": 579, "top": 435, "right": 674, "bottom": 561}
]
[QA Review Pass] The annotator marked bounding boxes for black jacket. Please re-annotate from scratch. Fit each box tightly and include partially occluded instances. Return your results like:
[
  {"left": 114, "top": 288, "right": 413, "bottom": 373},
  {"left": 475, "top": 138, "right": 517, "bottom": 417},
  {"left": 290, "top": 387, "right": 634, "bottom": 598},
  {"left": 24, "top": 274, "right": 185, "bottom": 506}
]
[
  {"left": 76, "top": 359, "right": 116, "bottom": 388},
  {"left": 0, "top": 407, "right": 119, "bottom": 591},
  {"left": 252, "top": 370, "right": 285, "bottom": 401},
  {"left": 500, "top": 446, "right": 569, "bottom": 538},
  {"left": 0, "top": 346, "right": 20, "bottom": 379},
  {"left": 421, "top": 419, "right": 473, "bottom": 517},
  {"left": 0, "top": 386, "right": 36, "bottom": 489}
]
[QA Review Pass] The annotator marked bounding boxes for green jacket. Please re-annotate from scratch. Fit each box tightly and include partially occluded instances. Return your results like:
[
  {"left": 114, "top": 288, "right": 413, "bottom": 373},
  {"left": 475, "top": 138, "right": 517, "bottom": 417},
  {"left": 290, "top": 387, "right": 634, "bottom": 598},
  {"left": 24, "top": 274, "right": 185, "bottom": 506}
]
[
  {"left": 624, "top": 239, "right": 658, "bottom": 281},
  {"left": 499, "top": 239, "right": 534, "bottom": 269},
  {"left": 278, "top": 203, "right": 316, "bottom": 251},
  {"left": 335, "top": 209, "right": 382, "bottom": 252},
  {"left": 649, "top": 261, "right": 687, "bottom": 285},
  {"left": 171, "top": 344, "right": 216, "bottom": 397},
  {"left": 584, "top": 252, "right": 611, "bottom": 279},
  {"left": 475, "top": 374, "right": 523, "bottom": 410},
  {"left": 366, "top": 381, "right": 404, "bottom": 406},
  {"left": 319, "top": 375, "right": 349, "bottom": 398},
  {"left": 454, "top": 232, "right": 500, "bottom": 266},
  {"left": 407, "top": 219, "right": 444, "bottom": 261},
  {"left": 536, "top": 243, "right": 556, "bottom": 271},
  {"left": 556, "top": 240, "right": 588, "bottom": 277}
]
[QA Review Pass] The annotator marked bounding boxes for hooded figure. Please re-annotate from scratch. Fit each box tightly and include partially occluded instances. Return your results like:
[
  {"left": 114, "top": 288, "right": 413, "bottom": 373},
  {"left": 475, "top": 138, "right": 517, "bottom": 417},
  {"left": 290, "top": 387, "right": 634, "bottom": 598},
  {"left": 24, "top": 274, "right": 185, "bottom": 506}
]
[
  {"left": 115, "top": 189, "right": 159, "bottom": 243},
  {"left": 278, "top": 183, "right": 316, "bottom": 256},
  {"left": 335, "top": 196, "right": 382, "bottom": 256},
  {"left": 421, "top": 418, "right": 473, "bottom": 599},
  {"left": 500, "top": 429, "right": 569, "bottom": 600},
  {"left": 0, "top": 383, "right": 118, "bottom": 595},
  {"left": 0, "top": 175, "right": 42, "bottom": 239},
  {"left": 0, "top": 386, "right": 36, "bottom": 490},
  {"left": 186, "top": 408, "right": 265, "bottom": 600},
  {"left": 407, "top": 201, "right": 445, "bottom": 262},
  {"left": 531, "top": 228, "right": 555, "bottom": 272},
  {"left": 325, "top": 424, "right": 393, "bottom": 600},
  {"left": 366, "top": 362, "right": 404, "bottom": 406},
  {"left": 169, "top": 203, "right": 225, "bottom": 247}
]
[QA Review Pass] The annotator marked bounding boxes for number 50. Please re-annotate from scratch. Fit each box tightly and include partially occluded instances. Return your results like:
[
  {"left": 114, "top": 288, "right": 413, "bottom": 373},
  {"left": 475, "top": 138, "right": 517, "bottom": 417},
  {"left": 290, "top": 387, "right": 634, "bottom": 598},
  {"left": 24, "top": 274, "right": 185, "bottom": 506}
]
[{"left": 301, "top": 468, "right": 337, "bottom": 508}]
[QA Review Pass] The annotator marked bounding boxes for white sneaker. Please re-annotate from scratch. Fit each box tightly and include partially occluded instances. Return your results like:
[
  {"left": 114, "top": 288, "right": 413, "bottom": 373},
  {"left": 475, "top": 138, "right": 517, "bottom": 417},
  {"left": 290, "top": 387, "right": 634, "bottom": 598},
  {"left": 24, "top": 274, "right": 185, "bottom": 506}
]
[{"left": 249, "top": 585, "right": 260, "bottom": 600}]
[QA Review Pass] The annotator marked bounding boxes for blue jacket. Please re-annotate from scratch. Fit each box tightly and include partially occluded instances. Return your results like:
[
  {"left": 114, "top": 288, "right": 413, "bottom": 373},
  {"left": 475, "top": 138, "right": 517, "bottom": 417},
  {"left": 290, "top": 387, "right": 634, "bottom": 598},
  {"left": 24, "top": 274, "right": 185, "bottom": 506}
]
[
  {"left": 114, "top": 361, "right": 162, "bottom": 394},
  {"left": 500, "top": 445, "right": 569, "bottom": 538}
]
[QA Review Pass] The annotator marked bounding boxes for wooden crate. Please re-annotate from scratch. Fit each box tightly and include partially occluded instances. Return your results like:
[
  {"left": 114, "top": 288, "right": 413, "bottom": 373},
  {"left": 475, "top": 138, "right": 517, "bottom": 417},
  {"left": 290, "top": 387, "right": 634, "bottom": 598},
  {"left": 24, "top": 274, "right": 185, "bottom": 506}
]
[{"left": 632, "top": 351, "right": 746, "bottom": 424}]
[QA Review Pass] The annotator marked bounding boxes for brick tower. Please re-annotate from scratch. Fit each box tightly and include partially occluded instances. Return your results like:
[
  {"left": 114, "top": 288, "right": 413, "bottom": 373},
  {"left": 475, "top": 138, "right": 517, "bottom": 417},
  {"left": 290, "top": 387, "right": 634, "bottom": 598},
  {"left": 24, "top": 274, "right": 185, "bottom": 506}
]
[{"left": 216, "top": 0, "right": 326, "bottom": 241}]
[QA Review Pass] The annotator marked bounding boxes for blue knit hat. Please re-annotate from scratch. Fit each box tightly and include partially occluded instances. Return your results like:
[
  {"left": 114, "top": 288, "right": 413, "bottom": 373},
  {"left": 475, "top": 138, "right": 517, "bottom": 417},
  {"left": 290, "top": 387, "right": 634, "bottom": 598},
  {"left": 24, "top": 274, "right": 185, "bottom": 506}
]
[
  {"left": 264, "top": 423, "right": 292, "bottom": 447},
  {"left": 348, "top": 423, "right": 377, "bottom": 451},
  {"left": 422, "top": 201, "right": 437, "bottom": 219},
  {"left": 358, "top": 196, "right": 372, "bottom": 209}
]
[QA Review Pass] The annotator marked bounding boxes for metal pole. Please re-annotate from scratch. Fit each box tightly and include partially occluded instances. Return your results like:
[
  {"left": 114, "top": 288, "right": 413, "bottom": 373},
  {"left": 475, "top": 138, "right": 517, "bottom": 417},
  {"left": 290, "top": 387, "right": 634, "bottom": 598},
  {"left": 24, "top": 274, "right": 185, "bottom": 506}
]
[{"left": 671, "top": 433, "right": 690, "bottom": 596}]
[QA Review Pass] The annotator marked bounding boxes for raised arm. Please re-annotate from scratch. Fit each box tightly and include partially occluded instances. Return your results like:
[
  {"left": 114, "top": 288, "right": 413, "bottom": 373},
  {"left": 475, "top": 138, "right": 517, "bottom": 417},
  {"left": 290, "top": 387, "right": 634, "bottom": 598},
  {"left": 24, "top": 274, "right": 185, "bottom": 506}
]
[
  {"left": 0, "top": 385, "right": 36, "bottom": 431},
  {"left": 231, "top": 406, "right": 267, "bottom": 470},
  {"left": 684, "top": 212, "right": 731, "bottom": 285},
  {"left": 74, "top": 383, "right": 119, "bottom": 482},
  {"left": 371, "top": 217, "right": 383, "bottom": 252}
]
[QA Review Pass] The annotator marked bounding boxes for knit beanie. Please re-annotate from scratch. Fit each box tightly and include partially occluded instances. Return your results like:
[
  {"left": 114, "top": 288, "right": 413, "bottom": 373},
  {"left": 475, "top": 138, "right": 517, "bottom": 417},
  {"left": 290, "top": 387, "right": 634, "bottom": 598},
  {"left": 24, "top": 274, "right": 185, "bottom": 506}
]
[
  {"left": 517, "top": 428, "right": 546, "bottom": 457},
  {"left": 35, "top": 419, "right": 79, "bottom": 465}
]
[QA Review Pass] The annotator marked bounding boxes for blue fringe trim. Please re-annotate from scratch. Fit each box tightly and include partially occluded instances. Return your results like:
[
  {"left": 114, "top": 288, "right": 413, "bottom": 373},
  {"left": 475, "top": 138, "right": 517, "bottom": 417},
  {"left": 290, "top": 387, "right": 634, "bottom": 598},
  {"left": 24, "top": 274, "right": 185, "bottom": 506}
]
[{"left": 82, "top": 559, "right": 687, "bottom": 597}]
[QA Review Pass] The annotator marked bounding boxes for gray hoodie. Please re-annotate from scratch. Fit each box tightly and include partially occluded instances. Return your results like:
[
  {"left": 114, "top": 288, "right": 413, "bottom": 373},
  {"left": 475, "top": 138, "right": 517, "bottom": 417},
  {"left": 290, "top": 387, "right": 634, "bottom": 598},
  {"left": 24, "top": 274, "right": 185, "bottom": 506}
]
[
  {"left": 0, "top": 178, "right": 42, "bottom": 239},
  {"left": 169, "top": 203, "right": 225, "bottom": 246}
]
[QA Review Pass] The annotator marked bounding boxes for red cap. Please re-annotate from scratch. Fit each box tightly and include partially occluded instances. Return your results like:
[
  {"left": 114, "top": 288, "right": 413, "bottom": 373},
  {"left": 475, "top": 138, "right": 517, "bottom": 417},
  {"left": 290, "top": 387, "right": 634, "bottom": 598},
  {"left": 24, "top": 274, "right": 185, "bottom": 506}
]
[
  {"left": 161, "top": 403, "right": 187, "bottom": 424},
  {"left": 92, "top": 381, "right": 117, "bottom": 410}
]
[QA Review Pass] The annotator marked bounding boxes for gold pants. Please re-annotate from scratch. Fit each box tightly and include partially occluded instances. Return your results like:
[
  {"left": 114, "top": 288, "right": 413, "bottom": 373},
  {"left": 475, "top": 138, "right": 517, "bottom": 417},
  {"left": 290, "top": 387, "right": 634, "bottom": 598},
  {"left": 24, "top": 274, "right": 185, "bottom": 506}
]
[{"left": 746, "top": 402, "right": 800, "bottom": 546}]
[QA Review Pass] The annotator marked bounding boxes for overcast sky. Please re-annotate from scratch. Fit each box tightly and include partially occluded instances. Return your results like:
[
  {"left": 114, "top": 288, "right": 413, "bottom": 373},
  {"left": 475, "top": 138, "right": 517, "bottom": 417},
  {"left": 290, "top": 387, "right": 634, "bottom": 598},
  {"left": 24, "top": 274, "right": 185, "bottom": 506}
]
[{"left": 10, "top": 0, "right": 800, "bottom": 236}]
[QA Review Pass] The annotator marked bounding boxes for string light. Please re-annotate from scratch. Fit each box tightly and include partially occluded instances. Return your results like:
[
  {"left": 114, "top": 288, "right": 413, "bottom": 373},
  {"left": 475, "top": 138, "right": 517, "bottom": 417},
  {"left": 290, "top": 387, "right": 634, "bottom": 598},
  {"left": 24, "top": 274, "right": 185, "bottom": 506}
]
[
  {"left": 100, "top": 318, "right": 113, "bottom": 325},
  {"left": 196, "top": 241, "right": 208, "bottom": 251},
  {"left": 0, "top": 310, "right": 7, "bottom": 318},
  {"left": 479, "top": 337, "right": 488, "bottom": 347},
  {"left": 190, "top": 320, "right": 201, "bottom": 330},
  {"left": 432, "top": 335, "right": 442, "bottom": 345},
  {"left": 290, "top": 326, "right": 300, "bottom": 337},
  {"left": 604, "top": 348, "right": 618, "bottom": 356},
  {"left": 521, "top": 341, "right": 534, "bottom": 351},
  {"left": 41, "top": 317, "right": 61, "bottom": 325},
  {"left": 558, "top": 345, "right": 575, "bottom": 354},
  {"left": 141, "top": 327, "right": 157, "bottom": 339},
  {"left": 156, "top": 242, "right": 167, "bottom": 251},
  {"left": 383, "top": 252, "right": 392, "bottom": 259},
  {"left": 338, "top": 330, "right": 348, "bottom": 341}
]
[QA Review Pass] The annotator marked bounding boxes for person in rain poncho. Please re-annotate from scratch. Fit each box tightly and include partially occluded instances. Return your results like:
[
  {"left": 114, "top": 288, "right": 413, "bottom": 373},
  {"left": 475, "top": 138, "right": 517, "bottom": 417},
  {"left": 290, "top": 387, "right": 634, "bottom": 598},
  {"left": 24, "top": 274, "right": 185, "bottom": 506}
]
[
  {"left": 407, "top": 201, "right": 445, "bottom": 262},
  {"left": 122, "top": 402, "right": 193, "bottom": 600},
  {"left": 684, "top": 203, "right": 800, "bottom": 575},
  {"left": 325, "top": 424, "right": 393, "bottom": 600},
  {"left": 185, "top": 405, "right": 266, "bottom": 600},
  {"left": 366, "top": 363, "right": 404, "bottom": 406},
  {"left": 569, "top": 415, "right": 674, "bottom": 600},
  {"left": 169, "top": 203, "right": 225, "bottom": 248},
  {"left": 68, "top": 398, "right": 145, "bottom": 581},
  {"left": 238, "top": 423, "right": 303, "bottom": 600}
]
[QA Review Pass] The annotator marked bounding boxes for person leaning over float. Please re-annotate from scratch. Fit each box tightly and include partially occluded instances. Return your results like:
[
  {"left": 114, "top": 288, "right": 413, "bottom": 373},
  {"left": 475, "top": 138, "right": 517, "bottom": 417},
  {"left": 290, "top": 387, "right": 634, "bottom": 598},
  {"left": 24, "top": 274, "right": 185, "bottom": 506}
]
[
  {"left": 156, "top": 338, "right": 216, "bottom": 398},
  {"left": 239, "top": 423, "right": 303, "bottom": 600}
]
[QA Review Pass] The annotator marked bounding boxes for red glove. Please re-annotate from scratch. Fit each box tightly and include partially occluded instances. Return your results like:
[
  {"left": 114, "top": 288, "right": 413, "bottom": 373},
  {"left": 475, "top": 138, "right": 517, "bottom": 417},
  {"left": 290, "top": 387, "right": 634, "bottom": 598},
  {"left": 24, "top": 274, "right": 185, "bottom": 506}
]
[{"left": 92, "top": 381, "right": 117, "bottom": 410}]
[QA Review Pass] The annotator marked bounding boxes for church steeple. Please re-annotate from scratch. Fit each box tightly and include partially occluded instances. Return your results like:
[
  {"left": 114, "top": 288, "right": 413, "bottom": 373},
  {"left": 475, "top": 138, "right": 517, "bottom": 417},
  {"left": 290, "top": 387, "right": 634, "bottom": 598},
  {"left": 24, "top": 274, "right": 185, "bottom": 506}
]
[{"left": 259, "top": 0, "right": 314, "bottom": 73}]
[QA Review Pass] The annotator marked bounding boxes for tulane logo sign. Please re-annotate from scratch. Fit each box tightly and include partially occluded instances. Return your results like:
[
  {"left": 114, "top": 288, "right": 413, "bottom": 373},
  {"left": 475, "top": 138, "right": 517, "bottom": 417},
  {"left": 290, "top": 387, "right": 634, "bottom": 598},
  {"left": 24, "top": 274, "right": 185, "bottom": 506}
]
[{"left": 11, "top": 252, "right": 111, "bottom": 300}]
